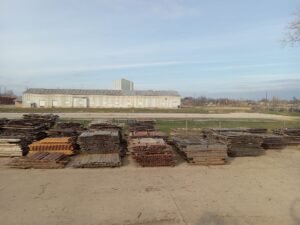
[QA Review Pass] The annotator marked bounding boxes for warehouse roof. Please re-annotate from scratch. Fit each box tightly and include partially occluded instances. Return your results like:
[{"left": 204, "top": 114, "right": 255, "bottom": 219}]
[{"left": 24, "top": 88, "right": 180, "bottom": 97}]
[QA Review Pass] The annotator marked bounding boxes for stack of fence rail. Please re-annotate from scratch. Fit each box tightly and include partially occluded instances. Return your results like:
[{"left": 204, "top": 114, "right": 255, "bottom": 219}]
[
  {"left": 172, "top": 135, "right": 227, "bottom": 165},
  {"left": 48, "top": 122, "right": 85, "bottom": 138},
  {"left": 0, "top": 138, "right": 25, "bottom": 157},
  {"left": 273, "top": 128, "right": 300, "bottom": 146},
  {"left": 128, "top": 138, "right": 175, "bottom": 167},
  {"left": 206, "top": 130, "right": 265, "bottom": 157},
  {"left": 74, "top": 130, "right": 122, "bottom": 167},
  {"left": 23, "top": 114, "right": 59, "bottom": 129},
  {"left": 127, "top": 120, "right": 155, "bottom": 132},
  {"left": 8, "top": 152, "right": 69, "bottom": 169},
  {"left": 28, "top": 137, "right": 77, "bottom": 155}
]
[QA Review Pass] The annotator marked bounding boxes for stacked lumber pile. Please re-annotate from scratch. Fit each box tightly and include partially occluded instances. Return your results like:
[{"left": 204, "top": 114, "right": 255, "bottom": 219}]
[
  {"left": 0, "top": 120, "right": 49, "bottom": 155},
  {"left": 74, "top": 130, "right": 122, "bottom": 167},
  {"left": 129, "top": 130, "right": 168, "bottom": 141},
  {"left": 78, "top": 130, "right": 121, "bottom": 154},
  {"left": 0, "top": 118, "right": 8, "bottom": 126},
  {"left": 173, "top": 135, "right": 227, "bottom": 165},
  {"left": 72, "top": 154, "right": 121, "bottom": 168},
  {"left": 89, "top": 121, "right": 121, "bottom": 132},
  {"left": 57, "top": 122, "right": 84, "bottom": 130},
  {"left": 260, "top": 134, "right": 285, "bottom": 149},
  {"left": 128, "top": 138, "right": 175, "bottom": 167},
  {"left": 8, "top": 152, "right": 69, "bottom": 169},
  {"left": 23, "top": 114, "right": 58, "bottom": 129},
  {"left": 48, "top": 122, "right": 85, "bottom": 137},
  {"left": 0, "top": 120, "right": 47, "bottom": 141},
  {"left": 273, "top": 128, "right": 300, "bottom": 146},
  {"left": 29, "top": 137, "right": 77, "bottom": 155},
  {"left": 0, "top": 138, "right": 25, "bottom": 157},
  {"left": 213, "top": 132, "right": 264, "bottom": 157},
  {"left": 127, "top": 120, "right": 155, "bottom": 132}
]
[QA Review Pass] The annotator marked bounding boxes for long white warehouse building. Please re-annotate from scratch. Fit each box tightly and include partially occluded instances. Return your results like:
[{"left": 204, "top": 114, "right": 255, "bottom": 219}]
[{"left": 22, "top": 88, "right": 181, "bottom": 108}]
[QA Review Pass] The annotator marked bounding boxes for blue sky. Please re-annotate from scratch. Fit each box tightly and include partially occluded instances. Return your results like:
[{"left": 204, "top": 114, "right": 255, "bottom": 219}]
[{"left": 0, "top": 0, "right": 299, "bottom": 99}]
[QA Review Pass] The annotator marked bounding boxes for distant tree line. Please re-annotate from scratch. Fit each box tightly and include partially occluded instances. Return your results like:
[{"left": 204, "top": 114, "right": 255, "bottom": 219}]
[{"left": 181, "top": 96, "right": 300, "bottom": 112}]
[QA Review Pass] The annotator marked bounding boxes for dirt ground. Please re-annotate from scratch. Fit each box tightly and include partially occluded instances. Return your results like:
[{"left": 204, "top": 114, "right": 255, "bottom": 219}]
[
  {"left": 0, "top": 148, "right": 300, "bottom": 225},
  {"left": 0, "top": 112, "right": 295, "bottom": 120}
]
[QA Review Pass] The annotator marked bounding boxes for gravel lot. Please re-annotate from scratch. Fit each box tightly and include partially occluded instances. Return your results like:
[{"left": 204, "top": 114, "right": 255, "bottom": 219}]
[{"left": 0, "top": 148, "right": 300, "bottom": 225}]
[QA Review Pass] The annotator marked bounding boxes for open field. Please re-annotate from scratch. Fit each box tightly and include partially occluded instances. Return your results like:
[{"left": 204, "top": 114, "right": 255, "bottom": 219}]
[
  {"left": 1, "top": 106, "right": 300, "bottom": 116},
  {"left": 155, "top": 119, "right": 300, "bottom": 133},
  {"left": 0, "top": 112, "right": 297, "bottom": 121},
  {"left": 0, "top": 148, "right": 300, "bottom": 225}
]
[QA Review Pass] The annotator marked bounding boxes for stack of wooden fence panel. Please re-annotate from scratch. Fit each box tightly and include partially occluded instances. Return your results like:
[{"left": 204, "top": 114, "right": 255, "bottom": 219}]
[
  {"left": 172, "top": 135, "right": 227, "bottom": 165},
  {"left": 273, "top": 128, "right": 300, "bottom": 146},
  {"left": 48, "top": 122, "right": 85, "bottom": 137},
  {"left": 75, "top": 130, "right": 122, "bottom": 167},
  {"left": 260, "top": 134, "right": 285, "bottom": 149},
  {"left": 127, "top": 120, "right": 155, "bottom": 132},
  {"left": 28, "top": 137, "right": 77, "bottom": 155},
  {"left": 8, "top": 152, "right": 69, "bottom": 169},
  {"left": 0, "top": 138, "right": 25, "bottom": 157},
  {"left": 128, "top": 138, "right": 175, "bottom": 167},
  {"left": 213, "top": 132, "right": 265, "bottom": 157},
  {"left": 23, "top": 114, "right": 59, "bottom": 129}
]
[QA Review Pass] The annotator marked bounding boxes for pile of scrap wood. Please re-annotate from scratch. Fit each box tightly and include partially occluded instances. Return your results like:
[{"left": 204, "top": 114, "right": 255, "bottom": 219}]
[
  {"left": 172, "top": 135, "right": 227, "bottom": 165},
  {"left": 127, "top": 120, "right": 155, "bottom": 132},
  {"left": 260, "top": 134, "right": 285, "bottom": 149},
  {"left": 72, "top": 153, "right": 121, "bottom": 168},
  {"left": 8, "top": 152, "right": 69, "bottom": 169},
  {"left": 129, "top": 130, "right": 168, "bottom": 141},
  {"left": 28, "top": 137, "right": 77, "bottom": 155},
  {"left": 0, "top": 138, "right": 26, "bottom": 157},
  {"left": 78, "top": 130, "right": 121, "bottom": 154},
  {"left": 128, "top": 138, "right": 175, "bottom": 167},
  {"left": 273, "top": 128, "right": 300, "bottom": 146},
  {"left": 48, "top": 122, "right": 85, "bottom": 137},
  {"left": 23, "top": 114, "right": 58, "bottom": 129}
]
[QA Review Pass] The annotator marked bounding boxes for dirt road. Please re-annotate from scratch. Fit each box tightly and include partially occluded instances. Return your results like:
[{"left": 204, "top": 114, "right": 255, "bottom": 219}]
[
  {"left": 0, "top": 149, "right": 300, "bottom": 225},
  {"left": 0, "top": 112, "right": 296, "bottom": 120}
]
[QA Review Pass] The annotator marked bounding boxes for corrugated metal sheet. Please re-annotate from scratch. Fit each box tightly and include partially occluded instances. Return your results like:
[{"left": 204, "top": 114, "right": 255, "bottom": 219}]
[{"left": 24, "top": 88, "right": 180, "bottom": 97}]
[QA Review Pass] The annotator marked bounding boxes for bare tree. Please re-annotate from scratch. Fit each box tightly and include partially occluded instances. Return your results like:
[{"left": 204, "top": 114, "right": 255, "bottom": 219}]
[{"left": 285, "top": 10, "right": 300, "bottom": 44}]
